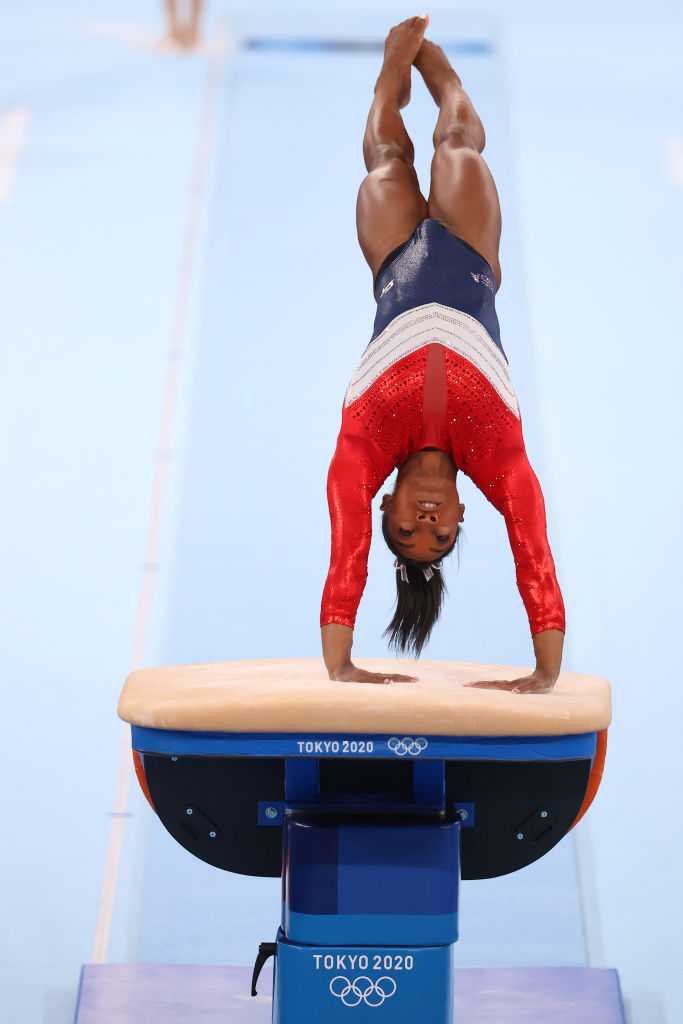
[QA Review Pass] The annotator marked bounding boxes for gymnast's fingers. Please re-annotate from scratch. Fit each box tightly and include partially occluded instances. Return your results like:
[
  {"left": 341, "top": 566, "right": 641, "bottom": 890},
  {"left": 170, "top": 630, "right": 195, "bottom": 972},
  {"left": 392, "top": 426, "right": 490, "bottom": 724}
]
[
  {"left": 513, "top": 678, "right": 556, "bottom": 695},
  {"left": 337, "top": 668, "right": 414, "bottom": 685},
  {"left": 464, "top": 679, "right": 517, "bottom": 690}
]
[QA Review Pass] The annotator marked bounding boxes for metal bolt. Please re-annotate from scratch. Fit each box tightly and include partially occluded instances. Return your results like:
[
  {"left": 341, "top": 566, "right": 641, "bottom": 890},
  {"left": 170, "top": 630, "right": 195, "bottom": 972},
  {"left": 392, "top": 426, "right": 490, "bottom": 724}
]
[
  {"left": 265, "top": 807, "right": 279, "bottom": 820},
  {"left": 208, "top": 831, "right": 217, "bottom": 839},
  {"left": 516, "top": 832, "right": 525, "bottom": 841},
  {"left": 186, "top": 808, "right": 193, "bottom": 816},
  {"left": 540, "top": 810, "right": 549, "bottom": 819}
]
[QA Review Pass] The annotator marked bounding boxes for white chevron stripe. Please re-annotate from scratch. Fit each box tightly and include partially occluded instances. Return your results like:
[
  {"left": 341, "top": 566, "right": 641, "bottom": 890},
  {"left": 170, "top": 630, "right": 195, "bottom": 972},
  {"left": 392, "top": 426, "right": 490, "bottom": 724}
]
[
  {"left": 0, "top": 109, "right": 30, "bottom": 203},
  {"left": 345, "top": 303, "right": 519, "bottom": 416}
]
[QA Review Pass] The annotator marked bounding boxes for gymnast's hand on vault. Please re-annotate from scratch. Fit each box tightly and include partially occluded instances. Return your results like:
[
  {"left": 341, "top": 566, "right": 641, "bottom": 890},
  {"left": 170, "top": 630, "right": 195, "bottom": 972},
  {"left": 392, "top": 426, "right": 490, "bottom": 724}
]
[
  {"left": 332, "top": 664, "right": 418, "bottom": 685},
  {"left": 464, "top": 670, "right": 557, "bottom": 695}
]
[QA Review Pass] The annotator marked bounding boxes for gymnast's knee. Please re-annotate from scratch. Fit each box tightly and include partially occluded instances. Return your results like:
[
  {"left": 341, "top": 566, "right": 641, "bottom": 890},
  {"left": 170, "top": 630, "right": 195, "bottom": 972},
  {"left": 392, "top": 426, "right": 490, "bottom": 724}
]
[
  {"left": 363, "top": 140, "right": 415, "bottom": 174},
  {"left": 433, "top": 115, "right": 485, "bottom": 155},
  {"left": 430, "top": 143, "right": 489, "bottom": 197}
]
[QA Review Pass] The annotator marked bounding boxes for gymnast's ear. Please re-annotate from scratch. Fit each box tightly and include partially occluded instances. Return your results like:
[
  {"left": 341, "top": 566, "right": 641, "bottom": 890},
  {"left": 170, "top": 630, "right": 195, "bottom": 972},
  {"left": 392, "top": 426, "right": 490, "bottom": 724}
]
[{"left": 379, "top": 493, "right": 393, "bottom": 512}]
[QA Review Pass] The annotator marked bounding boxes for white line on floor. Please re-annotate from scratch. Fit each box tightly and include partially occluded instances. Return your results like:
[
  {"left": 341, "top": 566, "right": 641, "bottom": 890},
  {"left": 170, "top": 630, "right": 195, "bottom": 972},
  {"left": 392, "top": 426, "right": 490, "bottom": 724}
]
[
  {"left": 90, "top": 23, "right": 233, "bottom": 966},
  {"left": 0, "top": 109, "right": 30, "bottom": 203},
  {"left": 667, "top": 137, "right": 683, "bottom": 187}
]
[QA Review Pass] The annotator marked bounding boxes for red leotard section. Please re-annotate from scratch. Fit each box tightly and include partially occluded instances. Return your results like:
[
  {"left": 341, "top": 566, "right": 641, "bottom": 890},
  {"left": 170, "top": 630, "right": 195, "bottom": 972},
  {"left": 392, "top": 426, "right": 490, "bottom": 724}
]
[{"left": 321, "top": 344, "right": 565, "bottom": 635}]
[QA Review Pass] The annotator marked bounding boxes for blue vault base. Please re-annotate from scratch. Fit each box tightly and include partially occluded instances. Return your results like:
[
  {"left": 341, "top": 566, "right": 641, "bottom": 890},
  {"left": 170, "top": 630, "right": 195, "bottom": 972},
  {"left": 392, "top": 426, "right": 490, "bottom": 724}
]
[
  {"left": 275, "top": 935, "right": 453, "bottom": 1022},
  {"left": 75, "top": 965, "right": 626, "bottom": 1023}
]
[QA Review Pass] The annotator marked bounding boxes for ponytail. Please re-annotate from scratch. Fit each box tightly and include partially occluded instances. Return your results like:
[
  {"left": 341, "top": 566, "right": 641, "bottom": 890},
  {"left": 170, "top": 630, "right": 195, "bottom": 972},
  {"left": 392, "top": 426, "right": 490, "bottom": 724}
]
[{"left": 381, "top": 513, "right": 459, "bottom": 657}]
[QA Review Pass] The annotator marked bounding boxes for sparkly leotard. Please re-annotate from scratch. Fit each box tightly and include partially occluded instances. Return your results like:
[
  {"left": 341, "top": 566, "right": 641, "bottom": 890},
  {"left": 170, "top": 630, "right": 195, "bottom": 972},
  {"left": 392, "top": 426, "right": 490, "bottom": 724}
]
[{"left": 320, "top": 219, "right": 565, "bottom": 637}]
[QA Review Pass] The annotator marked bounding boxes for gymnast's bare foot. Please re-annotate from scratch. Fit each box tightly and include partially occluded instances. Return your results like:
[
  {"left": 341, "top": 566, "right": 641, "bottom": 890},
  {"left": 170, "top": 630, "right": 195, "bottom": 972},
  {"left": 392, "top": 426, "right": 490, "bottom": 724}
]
[
  {"left": 414, "top": 37, "right": 465, "bottom": 105},
  {"left": 175, "top": 22, "right": 201, "bottom": 50},
  {"left": 376, "top": 15, "right": 430, "bottom": 109}
]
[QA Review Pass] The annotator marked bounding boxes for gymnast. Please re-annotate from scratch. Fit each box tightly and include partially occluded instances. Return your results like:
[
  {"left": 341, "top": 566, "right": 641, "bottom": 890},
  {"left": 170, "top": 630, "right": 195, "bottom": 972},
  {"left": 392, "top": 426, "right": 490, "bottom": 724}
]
[{"left": 320, "top": 16, "right": 565, "bottom": 694}]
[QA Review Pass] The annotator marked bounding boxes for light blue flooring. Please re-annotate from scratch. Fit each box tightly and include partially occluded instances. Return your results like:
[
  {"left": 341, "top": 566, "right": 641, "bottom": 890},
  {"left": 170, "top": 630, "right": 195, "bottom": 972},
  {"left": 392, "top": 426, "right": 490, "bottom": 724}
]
[
  {"left": 0, "top": 7, "right": 215, "bottom": 1023},
  {"left": 1, "top": 4, "right": 682, "bottom": 1024}
]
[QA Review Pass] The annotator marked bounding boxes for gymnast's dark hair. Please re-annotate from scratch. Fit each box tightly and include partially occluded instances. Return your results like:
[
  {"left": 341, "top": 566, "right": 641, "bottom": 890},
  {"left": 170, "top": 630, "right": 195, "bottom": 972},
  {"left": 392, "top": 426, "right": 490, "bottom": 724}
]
[{"left": 381, "top": 512, "right": 460, "bottom": 657}]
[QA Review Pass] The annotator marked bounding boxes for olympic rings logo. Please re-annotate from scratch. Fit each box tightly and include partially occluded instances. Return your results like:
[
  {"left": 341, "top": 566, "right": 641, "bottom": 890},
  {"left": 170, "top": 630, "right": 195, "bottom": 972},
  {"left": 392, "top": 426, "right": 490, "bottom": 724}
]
[
  {"left": 329, "top": 976, "right": 398, "bottom": 1007},
  {"left": 388, "top": 736, "right": 429, "bottom": 757}
]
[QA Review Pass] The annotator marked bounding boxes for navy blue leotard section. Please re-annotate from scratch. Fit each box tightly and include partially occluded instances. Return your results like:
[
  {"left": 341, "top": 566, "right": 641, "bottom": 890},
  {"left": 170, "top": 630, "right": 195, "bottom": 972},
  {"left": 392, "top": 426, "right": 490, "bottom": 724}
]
[{"left": 371, "top": 218, "right": 505, "bottom": 358}]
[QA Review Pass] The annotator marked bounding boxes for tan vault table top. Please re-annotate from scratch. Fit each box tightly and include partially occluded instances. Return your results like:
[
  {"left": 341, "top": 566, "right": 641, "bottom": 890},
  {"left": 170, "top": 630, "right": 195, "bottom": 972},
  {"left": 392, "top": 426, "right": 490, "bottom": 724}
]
[{"left": 118, "top": 658, "right": 612, "bottom": 737}]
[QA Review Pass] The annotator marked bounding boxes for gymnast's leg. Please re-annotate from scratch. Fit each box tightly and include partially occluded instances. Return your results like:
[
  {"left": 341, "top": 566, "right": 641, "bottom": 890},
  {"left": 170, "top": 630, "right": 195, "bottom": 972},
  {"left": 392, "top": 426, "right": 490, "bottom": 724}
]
[
  {"left": 163, "top": 0, "right": 204, "bottom": 50},
  {"left": 356, "top": 17, "right": 429, "bottom": 282},
  {"left": 415, "top": 39, "right": 503, "bottom": 288}
]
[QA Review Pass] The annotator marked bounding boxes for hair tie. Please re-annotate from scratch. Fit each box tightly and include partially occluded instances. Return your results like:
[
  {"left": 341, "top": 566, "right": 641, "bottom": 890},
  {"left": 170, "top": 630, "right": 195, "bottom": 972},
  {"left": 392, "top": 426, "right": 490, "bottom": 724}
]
[
  {"left": 422, "top": 560, "right": 442, "bottom": 582},
  {"left": 395, "top": 558, "right": 442, "bottom": 583},
  {"left": 394, "top": 558, "right": 409, "bottom": 584}
]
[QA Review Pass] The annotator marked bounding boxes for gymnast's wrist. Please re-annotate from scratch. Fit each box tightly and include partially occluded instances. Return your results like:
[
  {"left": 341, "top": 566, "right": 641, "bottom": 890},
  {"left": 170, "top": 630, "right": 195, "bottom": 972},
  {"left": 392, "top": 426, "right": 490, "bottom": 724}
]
[
  {"left": 531, "top": 627, "right": 564, "bottom": 684},
  {"left": 321, "top": 622, "right": 354, "bottom": 679},
  {"left": 327, "top": 661, "right": 355, "bottom": 681},
  {"left": 533, "top": 665, "right": 559, "bottom": 686}
]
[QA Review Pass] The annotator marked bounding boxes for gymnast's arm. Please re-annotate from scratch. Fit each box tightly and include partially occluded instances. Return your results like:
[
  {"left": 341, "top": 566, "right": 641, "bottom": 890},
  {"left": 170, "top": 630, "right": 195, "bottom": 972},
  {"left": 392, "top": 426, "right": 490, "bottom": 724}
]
[
  {"left": 320, "top": 435, "right": 416, "bottom": 685},
  {"left": 465, "top": 438, "right": 566, "bottom": 693},
  {"left": 470, "top": 630, "right": 563, "bottom": 694}
]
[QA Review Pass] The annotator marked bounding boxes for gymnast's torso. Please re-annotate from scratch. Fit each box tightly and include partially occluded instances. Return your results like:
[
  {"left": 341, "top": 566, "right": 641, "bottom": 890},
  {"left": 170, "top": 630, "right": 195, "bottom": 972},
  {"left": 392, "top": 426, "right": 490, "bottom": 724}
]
[{"left": 321, "top": 217, "right": 565, "bottom": 638}]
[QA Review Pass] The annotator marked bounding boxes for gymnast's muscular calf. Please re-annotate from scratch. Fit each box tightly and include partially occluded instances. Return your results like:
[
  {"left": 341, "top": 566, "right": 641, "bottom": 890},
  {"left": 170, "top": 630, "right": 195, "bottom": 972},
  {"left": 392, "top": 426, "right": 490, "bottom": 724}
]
[{"left": 320, "top": 17, "right": 565, "bottom": 694}]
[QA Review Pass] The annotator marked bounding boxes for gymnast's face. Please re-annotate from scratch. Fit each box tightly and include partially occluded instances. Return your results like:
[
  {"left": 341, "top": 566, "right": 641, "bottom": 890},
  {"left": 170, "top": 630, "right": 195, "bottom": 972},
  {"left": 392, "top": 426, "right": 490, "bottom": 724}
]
[{"left": 380, "top": 474, "right": 465, "bottom": 563}]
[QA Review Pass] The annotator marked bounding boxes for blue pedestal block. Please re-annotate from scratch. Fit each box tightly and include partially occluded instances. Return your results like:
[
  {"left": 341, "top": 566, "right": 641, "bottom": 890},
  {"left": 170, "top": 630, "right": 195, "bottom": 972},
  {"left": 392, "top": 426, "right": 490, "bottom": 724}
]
[
  {"left": 274, "top": 933, "right": 454, "bottom": 1024},
  {"left": 275, "top": 814, "right": 460, "bottom": 1022},
  {"left": 283, "top": 815, "right": 460, "bottom": 945}
]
